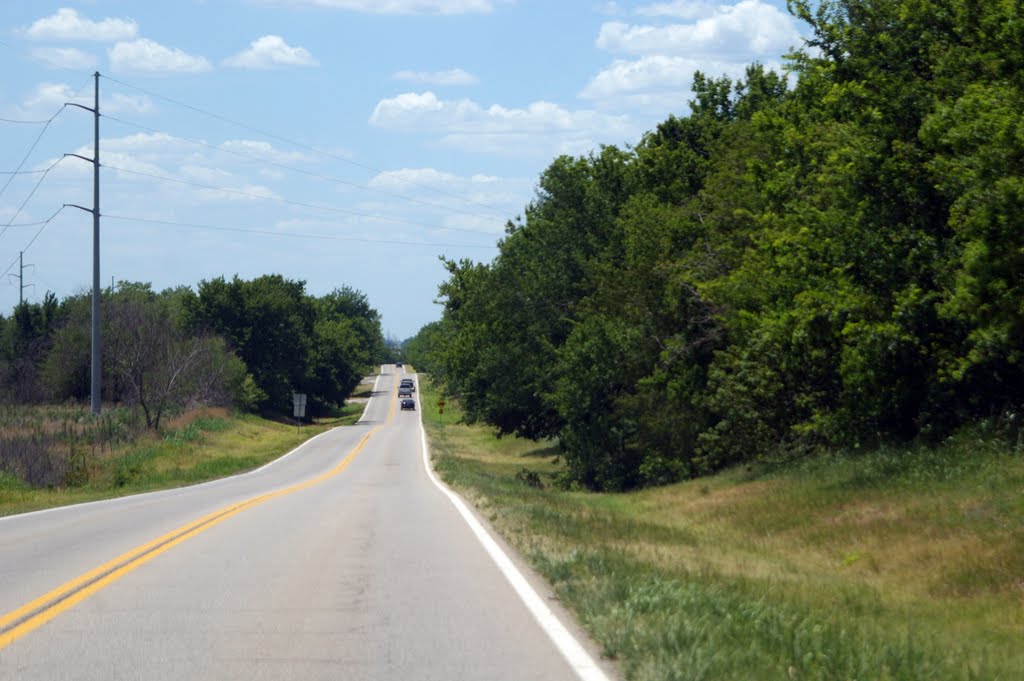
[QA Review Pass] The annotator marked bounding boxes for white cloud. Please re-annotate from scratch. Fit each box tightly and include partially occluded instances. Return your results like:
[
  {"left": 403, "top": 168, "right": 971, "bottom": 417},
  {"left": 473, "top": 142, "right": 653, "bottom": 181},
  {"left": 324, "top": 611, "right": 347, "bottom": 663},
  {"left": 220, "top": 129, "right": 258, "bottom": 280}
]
[
  {"left": 15, "top": 83, "right": 153, "bottom": 116},
  {"left": 367, "top": 167, "right": 519, "bottom": 203},
  {"left": 364, "top": 167, "right": 528, "bottom": 234},
  {"left": 178, "top": 165, "right": 278, "bottom": 200},
  {"left": 369, "top": 167, "right": 463, "bottom": 189},
  {"left": 219, "top": 139, "right": 315, "bottom": 165},
  {"left": 582, "top": 0, "right": 800, "bottom": 112},
  {"left": 369, "top": 91, "right": 637, "bottom": 156},
  {"left": 22, "top": 8, "right": 138, "bottom": 42},
  {"left": 393, "top": 68, "right": 478, "bottom": 86},
  {"left": 580, "top": 55, "right": 756, "bottom": 107},
  {"left": 23, "top": 82, "right": 76, "bottom": 111},
  {"left": 634, "top": 0, "right": 715, "bottom": 19},
  {"left": 223, "top": 35, "right": 318, "bottom": 69},
  {"left": 71, "top": 134, "right": 282, "bottom": 203},
  {"left": 252, "top": 0, "right": 502, "bottom": 14},
  {"left": 594, "top": 2, "right": 624, "bottom": 16},
  {"left": 30, "top": 47, "right": 98, "bottom": 70},
  {"left": 109, "top": 39, "right": 212, "bottom": 73},
  {"left": 93, "top": 133, "right": 203, "bottom": 172},
  {"left": 107, "top": 93, "right": 155, "bottom": 114},
  {"left": 597, "top": 0, "right": 800, "bottom": 58}
]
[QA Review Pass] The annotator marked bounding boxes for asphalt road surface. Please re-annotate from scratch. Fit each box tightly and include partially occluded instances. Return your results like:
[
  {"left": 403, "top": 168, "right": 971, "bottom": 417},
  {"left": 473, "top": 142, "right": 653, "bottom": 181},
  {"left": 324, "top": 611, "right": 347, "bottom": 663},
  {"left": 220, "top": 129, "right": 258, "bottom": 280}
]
[{"left": 0, "top": 366, "right": 616, "bottom": 681}]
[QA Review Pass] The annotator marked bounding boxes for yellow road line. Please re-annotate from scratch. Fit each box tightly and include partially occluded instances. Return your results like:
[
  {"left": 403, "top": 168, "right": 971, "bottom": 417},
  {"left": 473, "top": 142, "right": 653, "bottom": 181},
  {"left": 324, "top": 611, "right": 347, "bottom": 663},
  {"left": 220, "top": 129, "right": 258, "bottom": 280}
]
[{"left": 0, "top": 425, "right": 379, "bottom": 650}]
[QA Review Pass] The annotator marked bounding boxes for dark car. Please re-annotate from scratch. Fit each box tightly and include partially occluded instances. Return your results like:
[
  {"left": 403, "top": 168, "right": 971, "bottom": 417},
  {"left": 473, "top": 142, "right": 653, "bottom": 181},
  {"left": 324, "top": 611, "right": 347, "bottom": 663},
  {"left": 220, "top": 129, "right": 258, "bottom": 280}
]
[
  {"left": 400, "top": 398, "right": 415, "bottom": 410},
  {"left": 398, "top": 386, "right": 413, "bottom": 397},
  {"left": 400, "top": 379, "right": 416, "bottom": 392}
]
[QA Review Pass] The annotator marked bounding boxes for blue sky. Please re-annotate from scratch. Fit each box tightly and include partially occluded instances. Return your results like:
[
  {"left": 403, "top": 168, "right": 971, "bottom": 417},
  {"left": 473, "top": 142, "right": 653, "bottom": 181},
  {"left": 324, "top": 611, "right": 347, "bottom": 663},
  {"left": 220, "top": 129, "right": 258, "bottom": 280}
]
[{"left": 1, "top": 1, "right": 807, "bottom": 340}]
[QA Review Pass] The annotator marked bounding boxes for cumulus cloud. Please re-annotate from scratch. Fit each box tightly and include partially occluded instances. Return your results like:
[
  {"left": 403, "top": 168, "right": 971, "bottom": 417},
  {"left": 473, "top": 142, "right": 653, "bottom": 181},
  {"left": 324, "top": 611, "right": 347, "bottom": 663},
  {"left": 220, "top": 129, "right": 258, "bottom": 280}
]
[
  {"left": 634, "top": 0, "right": 715, "bottom": 19},
  {"left": 369, "top": 168, "right": 511, "bottom": 198},
  {"left": 30, "top": 47, "right": 98, "bottom": 70},
  {"left": 580, "top": 55, "right": 753, "bottom": 104},
  {"left": 109, "top": 39, "right": 212, "bottom": 73},
  {"left": 100, "top": 132, "right": 200, "bottom": 161},
  {"left": 597, "top": 0, "right": 800, "bottom": 58},
  {"left": 72, "top": 133, "right": 282, "bottom": 204},
  {"left": 393, "top": 68, "right": 478, "bottom": 86},
  {"left": 594, "top": 2, "right": 624, "bottom": 15},
  {"left": 369, "top": 91, "right": 637, "bottom": 156},
  {"left": 365, "top": 168, "right": 529, "bottom": 234},
  {"left": 108, "top": 93, "right": 155, "bottom": 114},
  {"left": 15, "top": 82, "right": 153, "bottom": 116},
  {"left": 223, "top": 35, "right": 318, "bottom": 69},
  {"left": 23, "top": 82, "right": 77, "bottom": 111},
  {"left": 581, "top": 0, "right": 800, "bottom": 112},
  {"left": 219, "top": 139, "right": 315, "bottom": 165},
  {"left": 252, "top": 0, "right": 501, "bottom": 14},
  {"left": 22, "top": 8, "right": 138, "bottom": 41}
]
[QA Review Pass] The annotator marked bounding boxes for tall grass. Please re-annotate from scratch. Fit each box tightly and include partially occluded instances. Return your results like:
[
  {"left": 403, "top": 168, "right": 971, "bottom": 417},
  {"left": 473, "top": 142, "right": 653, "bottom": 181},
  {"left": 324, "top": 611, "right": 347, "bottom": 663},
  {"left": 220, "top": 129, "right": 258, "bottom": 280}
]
[
  {"left": 420, "top": 378, "right": 1022, "bottom": 681},
  {"left": 0, "top": 404, "right": 142, "bottom": 487},
  {"left": 0, "top": 409, "right": 335, "bottom": 516}
]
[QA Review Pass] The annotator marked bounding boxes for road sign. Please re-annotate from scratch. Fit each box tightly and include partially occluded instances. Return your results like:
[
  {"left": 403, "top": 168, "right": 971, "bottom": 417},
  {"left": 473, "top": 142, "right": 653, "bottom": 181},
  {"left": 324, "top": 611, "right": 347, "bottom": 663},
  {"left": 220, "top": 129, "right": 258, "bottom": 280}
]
[{"left": 292, "top": 392, "right": 307, "bottom": 418}]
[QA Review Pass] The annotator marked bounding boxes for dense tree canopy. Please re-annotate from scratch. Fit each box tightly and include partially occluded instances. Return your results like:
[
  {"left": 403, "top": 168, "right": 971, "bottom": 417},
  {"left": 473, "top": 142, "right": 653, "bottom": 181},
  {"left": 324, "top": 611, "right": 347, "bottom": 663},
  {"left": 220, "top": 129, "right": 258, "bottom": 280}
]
[
  {"left": 1, "top": 275, "right": 384, "bottom": 423},
  {"left": 411, "top": 0, "right": 1024, "bottom": 490}
]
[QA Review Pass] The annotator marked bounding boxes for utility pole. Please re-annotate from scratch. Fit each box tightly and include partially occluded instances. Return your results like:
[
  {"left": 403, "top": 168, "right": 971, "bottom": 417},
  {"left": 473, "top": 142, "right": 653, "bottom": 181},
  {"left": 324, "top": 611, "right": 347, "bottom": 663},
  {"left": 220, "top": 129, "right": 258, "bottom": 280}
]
[
  {"left": 9, "top": 252, "right": 34, "bottom": 305},
  {"left": 65, "top": 72, "right": 102, "bottom": 415},
  {"left": 18, "top": 252, "right": 33, "bottom": 305}
]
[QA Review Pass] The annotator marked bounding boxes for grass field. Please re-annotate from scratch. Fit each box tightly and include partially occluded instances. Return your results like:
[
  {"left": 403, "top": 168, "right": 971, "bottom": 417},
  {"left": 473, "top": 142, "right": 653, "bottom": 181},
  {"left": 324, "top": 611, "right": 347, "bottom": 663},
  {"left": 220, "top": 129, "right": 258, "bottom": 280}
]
[
  {"left": 0, "top": 398, "right": 366, "bottom": 517},
  {"left": 419, "top": 379, "right": 1024, "bottom": 681}
]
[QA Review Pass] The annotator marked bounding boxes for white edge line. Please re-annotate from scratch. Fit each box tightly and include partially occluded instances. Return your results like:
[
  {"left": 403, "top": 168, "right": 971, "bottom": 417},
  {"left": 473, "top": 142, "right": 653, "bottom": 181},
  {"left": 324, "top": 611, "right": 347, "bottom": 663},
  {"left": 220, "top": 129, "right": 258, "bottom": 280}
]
[
  {"left": 1, "top": 370, "right": 386, "bottom": 524},
  {"left": 355, "top": 368, "right": 385, "bottom": 425},
  {"left": 415, "top": 389, "right": 613, "bottom": 681}
]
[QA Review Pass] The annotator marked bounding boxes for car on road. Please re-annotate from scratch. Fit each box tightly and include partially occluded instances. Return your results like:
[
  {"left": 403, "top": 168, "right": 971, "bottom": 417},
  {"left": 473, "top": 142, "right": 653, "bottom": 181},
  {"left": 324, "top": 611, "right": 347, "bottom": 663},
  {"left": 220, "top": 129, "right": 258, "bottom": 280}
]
[
  {"left": 400, "top": 398, "right": 415, "bottom": 410},
  {"left": 398, "top": 386, "right": 413, "bottom": 397},
  {"left": 400, "top": 378, "right": 416, "bottom": 392}
]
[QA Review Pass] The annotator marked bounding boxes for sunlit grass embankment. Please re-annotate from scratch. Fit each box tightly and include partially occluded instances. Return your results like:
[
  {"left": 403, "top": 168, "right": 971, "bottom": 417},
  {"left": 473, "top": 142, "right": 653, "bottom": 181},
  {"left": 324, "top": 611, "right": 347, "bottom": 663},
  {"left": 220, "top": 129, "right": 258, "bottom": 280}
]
[
  {"left": 0, "top": 397, "right": 366, "bottom": 517},
  {"left": 420, "top": 377, "right": 1023, "bottom": 681}
]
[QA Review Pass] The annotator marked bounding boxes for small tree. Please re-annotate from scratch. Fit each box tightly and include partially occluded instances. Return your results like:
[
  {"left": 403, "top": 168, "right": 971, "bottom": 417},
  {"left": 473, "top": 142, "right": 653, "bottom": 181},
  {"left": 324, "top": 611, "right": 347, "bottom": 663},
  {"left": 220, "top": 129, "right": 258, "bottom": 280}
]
[{"left": 106, "top": 297, "right": 238, "bottom": 429}]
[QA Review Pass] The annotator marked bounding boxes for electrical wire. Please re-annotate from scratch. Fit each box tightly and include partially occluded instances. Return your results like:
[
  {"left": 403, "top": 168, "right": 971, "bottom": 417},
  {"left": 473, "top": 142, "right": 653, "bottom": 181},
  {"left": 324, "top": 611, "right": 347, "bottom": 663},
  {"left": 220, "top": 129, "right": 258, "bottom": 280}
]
[
  {"left": 103, "top": 214, "right": 498, "bottom": 250},
  {"left": 102, "top": 113, "right": 508, "bottom": 224},
  {"left": 0, "top": 157, "right": 67, "bottom": 241},
  {"left": 100, "top": 73, "right": 506, "bottom": 214},
  {"left": 0, "top": 117, "right": 53, "bottom": 125},
  {"left": 102, "top": 162, "right": 504, "bottom": 237},
  {"left": 0, "top": 206, "right": 66, "bottom": 279},
  {"left": 0, "top": 106, "right": 66, "bottom": 201}
]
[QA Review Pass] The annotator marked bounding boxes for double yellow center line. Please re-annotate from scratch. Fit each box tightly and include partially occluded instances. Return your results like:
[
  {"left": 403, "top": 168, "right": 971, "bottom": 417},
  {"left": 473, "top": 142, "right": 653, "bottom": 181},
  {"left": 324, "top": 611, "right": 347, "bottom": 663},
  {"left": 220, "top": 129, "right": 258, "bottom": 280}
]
[{"left": 0, "top": 421, "right": 383, "bottom": 650}]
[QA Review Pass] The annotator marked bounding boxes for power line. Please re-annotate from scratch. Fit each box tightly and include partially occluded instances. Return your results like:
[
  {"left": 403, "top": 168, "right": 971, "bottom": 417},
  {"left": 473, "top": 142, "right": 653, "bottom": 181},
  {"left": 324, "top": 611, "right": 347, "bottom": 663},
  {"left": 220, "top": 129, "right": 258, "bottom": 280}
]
[
  {"left": 0, "top": 157, "right": 67, "bottom": 242},
  {"left": 0, "top": 38, "right": 98, "bottom": 81},
  {"left": 102, "top": 162, "right": 503, "bottom": 237},
  {"left": 103, "top": 214, "right": 498, "bottom": 250},
  {"left": 0, "top": 206, "right": 66, "bottom": 279},
  {"left": 0, "top": 106, "right": 66, "bottom": 201},
  {"left": 100, "top": 73, "right": 506, "bottom": 215},
  {"left": 0, "top": 218, "right": 55, "bottom": 228},
  {"left": 0, "top": 117, "right": 53, "bottom": 125},
  {"left": 102, "top": 113, "right": 508, "bottom": 224}
]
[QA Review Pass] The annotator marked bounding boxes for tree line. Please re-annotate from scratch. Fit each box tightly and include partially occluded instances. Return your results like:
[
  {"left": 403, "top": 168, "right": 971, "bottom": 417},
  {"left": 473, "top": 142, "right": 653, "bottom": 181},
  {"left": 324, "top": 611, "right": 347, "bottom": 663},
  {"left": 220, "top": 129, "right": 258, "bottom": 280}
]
[
  {"left": 0, "top": 274, "right": 385, "bottom": 427},
  {"left": 405, "top": 0, "right": 1024, "bottom": 490}
]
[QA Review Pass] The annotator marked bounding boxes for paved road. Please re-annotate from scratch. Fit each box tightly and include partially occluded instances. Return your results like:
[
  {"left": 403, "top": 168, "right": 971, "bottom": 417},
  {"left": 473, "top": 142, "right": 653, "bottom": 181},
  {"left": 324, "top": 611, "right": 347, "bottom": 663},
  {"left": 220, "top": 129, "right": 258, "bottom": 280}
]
[{"left": 0, "top": 366, "right": 614, "bottom": 681}]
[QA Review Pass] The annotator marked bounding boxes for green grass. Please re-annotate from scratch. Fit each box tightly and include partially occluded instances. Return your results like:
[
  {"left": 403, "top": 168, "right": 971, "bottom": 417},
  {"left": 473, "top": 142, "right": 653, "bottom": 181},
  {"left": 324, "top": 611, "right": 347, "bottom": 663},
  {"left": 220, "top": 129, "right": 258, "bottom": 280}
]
[
  {"left": 420, "top": 378, "right": 1024, "bottom": 681},
  {"left": 0, "top": 390, "right": 372, "bottom": 517}
]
